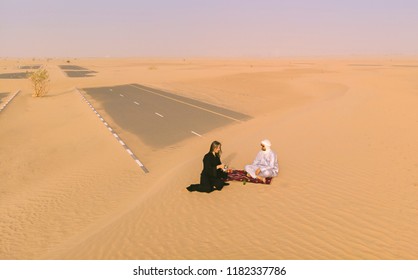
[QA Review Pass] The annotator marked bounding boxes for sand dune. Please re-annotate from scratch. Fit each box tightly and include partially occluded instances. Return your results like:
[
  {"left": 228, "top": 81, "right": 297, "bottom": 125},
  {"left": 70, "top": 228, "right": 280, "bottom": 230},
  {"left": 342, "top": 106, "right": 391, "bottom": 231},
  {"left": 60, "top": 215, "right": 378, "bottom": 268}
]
[{"left": 1, "top": 57, "right": 417, "bottom": 259}]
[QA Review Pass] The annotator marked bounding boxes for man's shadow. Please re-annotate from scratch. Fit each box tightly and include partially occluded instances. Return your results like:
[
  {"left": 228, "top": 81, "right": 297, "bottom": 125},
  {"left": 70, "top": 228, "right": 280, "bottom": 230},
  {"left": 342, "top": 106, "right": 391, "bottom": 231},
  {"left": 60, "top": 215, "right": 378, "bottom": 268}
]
[{"left": 222, "top": 152, "right": 237, "bottom": 167}]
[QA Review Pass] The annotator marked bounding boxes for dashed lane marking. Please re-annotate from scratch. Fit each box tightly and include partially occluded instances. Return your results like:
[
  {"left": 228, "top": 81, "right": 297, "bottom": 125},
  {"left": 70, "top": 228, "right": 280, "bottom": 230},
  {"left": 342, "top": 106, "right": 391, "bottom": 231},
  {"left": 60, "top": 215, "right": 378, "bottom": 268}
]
[
  {"left": 76, "top": 88, "right": 149, "bottom": 173},
  {"left": 191, "top": 131, "right": 203, "bottom": 137},
  {"left": 0, "top": 90, "right": 20, "bottom": 113},
  {"left": 130, "top": 84, "right": 243, "bottom": 123}
]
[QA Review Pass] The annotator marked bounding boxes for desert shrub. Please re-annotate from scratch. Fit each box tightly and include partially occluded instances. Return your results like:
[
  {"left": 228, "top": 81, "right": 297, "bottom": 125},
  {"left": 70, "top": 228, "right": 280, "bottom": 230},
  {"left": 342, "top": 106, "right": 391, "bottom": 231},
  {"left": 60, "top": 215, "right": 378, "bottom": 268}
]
[{"left": 29, "top": 68, "right": 49, "bottom": 97}]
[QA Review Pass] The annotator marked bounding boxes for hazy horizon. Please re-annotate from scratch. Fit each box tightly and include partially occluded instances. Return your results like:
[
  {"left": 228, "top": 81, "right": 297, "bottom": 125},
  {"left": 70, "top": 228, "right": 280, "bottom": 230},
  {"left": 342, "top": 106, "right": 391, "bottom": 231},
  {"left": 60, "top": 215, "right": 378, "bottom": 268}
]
[{"left": 2, "top": 0, "right": 418, "bottom": 58}]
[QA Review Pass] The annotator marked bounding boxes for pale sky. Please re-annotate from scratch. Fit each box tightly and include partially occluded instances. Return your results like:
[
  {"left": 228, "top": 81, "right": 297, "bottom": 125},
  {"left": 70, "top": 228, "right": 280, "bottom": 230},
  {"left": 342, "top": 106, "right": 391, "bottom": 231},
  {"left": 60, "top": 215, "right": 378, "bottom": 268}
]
[{"left": 1, "top": 0, "right": 418, "bottom": 57}]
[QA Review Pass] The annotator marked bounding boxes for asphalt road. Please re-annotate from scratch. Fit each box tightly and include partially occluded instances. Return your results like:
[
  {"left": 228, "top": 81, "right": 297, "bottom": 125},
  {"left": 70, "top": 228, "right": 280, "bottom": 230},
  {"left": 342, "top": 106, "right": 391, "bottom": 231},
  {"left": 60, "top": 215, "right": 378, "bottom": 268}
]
[
  {"left": 19, "top": 65, "right": 41, "bottom": 69},
  {"left": 82, "top": 84, "right": 251, "bottom": 149},
  {"left": 59, "top": 65, "right": 89, "bottom": 70},
  {"left": 0, "top": 92, "right": 8, "bottom": 103},
  {"left": 59, "top": 65, "right": 97, "bottom": 78},
  {"left": 0, "top": 72, "right": 31, "bottom": 79},
  {"left": 65, "top": 70, "right": 97, "bottom": 77}
]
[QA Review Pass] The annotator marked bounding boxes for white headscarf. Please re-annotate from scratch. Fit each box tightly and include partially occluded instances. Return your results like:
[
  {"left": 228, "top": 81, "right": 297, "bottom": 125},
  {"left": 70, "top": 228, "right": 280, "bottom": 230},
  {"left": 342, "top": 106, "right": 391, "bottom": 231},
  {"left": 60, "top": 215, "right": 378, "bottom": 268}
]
[{"left": 261, "top": 139, "right": 271, "bottom": 152}]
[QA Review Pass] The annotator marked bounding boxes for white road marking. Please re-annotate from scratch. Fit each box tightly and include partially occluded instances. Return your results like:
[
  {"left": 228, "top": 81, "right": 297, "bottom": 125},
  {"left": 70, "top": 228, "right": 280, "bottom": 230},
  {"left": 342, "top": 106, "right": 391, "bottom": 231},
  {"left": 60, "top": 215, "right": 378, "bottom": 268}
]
[
  {"left": 120, "top": 94, "right": 124, "bottom": 97},
  {"left": 155, "top": 112, "right": 164, "bottom": 118},
  {"left": 0, "top": 90, "right": 20, "bottom": 113},
  {"left": 134, "top": 101, "right": 140, "bottom": 105},
  {"left": 75, "top": 87, "right": 149, "bottom": 173},
  {"left": 191, "top": 131, "right": 203, "bottom": 137},
  {"left": 130, "top": 84, "right": 243, "bottom": 122}
]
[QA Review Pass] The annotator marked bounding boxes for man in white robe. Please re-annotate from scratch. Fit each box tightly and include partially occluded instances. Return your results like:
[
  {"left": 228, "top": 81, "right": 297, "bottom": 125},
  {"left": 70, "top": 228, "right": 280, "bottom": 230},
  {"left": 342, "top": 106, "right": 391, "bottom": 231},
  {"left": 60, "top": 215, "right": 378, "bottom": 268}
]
[{"left": 245, "top": 139, "right": 279, "bottom": 183}]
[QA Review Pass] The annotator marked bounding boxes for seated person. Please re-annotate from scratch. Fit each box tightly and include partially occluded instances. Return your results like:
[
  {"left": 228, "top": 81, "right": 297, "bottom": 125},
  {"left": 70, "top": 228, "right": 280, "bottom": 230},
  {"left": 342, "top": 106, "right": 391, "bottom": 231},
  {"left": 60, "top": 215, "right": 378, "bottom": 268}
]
[
  {"left": 244, "top": 139, "right": 279, "bottom": 183},
  {"left": 199, "top": 141, "right": 229, "bottom": 192}
]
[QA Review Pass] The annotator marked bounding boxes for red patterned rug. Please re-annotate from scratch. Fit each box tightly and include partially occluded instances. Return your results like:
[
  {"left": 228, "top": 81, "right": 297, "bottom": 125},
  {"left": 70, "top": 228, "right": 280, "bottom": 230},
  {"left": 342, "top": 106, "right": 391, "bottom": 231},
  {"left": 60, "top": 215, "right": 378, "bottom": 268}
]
[{"left": 225, "top": 170, "right": 272, "bottom": 185}]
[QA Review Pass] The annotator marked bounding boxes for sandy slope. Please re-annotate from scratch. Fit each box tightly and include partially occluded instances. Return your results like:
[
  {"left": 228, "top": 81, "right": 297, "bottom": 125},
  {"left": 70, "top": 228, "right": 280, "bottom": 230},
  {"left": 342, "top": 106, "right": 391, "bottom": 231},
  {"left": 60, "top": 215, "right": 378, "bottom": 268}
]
[{"left": 0, "top": 57, "right": 417, "bottom": 259}]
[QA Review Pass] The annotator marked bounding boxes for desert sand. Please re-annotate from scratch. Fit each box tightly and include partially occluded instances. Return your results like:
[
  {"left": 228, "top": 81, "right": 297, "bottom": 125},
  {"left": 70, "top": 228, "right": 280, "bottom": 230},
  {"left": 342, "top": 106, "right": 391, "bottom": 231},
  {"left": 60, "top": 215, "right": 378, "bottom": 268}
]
[{"left": 0, "top": 57, "right": 417, "bottom": 259}]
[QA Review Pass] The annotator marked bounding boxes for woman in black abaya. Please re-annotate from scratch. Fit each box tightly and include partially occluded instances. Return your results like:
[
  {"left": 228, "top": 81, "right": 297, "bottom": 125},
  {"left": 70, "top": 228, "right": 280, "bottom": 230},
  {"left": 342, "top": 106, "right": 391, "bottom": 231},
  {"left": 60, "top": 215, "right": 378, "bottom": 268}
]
[{"left": 187, "top": 141, "right": 229, "bottom": 193}]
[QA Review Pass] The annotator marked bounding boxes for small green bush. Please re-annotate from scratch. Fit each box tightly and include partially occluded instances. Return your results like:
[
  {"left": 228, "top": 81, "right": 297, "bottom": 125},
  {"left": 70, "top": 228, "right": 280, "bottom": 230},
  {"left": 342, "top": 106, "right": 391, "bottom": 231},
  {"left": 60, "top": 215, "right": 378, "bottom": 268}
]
[{"left": 29, "top": 68, "right": 49, "bottom": 97}]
